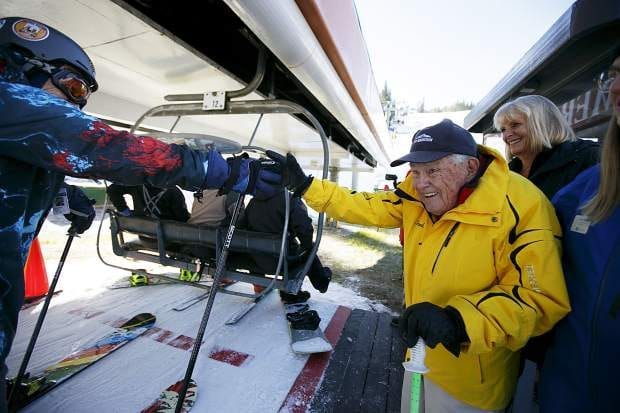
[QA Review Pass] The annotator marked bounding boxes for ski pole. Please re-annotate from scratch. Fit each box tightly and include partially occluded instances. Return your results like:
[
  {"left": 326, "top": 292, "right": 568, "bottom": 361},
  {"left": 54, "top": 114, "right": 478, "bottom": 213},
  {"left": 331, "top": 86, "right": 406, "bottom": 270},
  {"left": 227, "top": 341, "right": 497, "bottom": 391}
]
[
  {"left": 8, "top": 230, "right": 76, "bottom": 406},
  {"left": 402, "top": 338, "right": 428, "bottom": 413},
  {"left": 174, "top": 194, "right": 245, "bottom": 413}
]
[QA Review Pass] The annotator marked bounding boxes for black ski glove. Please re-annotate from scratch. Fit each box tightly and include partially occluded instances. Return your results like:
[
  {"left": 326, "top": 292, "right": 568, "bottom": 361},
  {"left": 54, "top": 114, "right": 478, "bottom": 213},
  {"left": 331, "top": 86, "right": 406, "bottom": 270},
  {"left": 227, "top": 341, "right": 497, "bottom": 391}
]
[
  {"left": 204, "top": 151, "right": 282, "bottom": 197},
  {"left": 63, "top": 185, "right": 96, "bottom": 234},
  {"left": 266, "top": 151, "right": 313, "bottom": 196},
  {"left": 398, "top": 302, "right": 469, "bottom": 357}
]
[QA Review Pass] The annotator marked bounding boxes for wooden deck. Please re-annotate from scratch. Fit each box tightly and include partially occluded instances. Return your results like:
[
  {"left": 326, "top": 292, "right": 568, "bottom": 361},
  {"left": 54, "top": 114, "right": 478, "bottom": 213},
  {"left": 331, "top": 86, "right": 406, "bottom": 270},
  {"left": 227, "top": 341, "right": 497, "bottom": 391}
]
[{"left": 311, "top": 309, "right": 406, "bottom": 412}]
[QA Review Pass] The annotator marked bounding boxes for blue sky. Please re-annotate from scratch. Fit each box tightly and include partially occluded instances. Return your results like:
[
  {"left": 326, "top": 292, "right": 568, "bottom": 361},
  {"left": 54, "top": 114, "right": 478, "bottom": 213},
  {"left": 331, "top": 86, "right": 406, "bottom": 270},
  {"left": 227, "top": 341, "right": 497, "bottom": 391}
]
[{"left": 354, "top": 0, "right": 576, "bottom": 108}]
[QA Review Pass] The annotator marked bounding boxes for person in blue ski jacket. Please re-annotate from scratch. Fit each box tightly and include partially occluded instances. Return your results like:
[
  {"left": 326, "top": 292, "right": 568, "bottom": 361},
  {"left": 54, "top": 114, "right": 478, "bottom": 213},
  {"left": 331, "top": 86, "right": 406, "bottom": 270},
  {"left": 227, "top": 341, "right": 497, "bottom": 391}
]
[
  {"left": 538, "top": 49, "right": 620, "bottom": 413},
  {"left": 0, "top": 17, "right": 281, "bottom": 410}
]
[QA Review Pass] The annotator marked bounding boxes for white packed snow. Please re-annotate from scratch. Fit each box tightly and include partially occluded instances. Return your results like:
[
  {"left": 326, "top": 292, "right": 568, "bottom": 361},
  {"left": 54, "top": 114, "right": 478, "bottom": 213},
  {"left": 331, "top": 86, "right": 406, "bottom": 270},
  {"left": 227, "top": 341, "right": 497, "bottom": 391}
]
[{"left": 7, "top": 214, "right": 391, "bottom": 412}]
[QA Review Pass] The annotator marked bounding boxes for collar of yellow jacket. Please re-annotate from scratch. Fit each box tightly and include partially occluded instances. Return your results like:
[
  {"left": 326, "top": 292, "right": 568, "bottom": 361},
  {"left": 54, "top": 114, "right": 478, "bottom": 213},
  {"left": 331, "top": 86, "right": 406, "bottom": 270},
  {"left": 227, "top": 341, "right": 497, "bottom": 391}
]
[{"left": 396, "top": 145, "right": 508, "bottom": 227}]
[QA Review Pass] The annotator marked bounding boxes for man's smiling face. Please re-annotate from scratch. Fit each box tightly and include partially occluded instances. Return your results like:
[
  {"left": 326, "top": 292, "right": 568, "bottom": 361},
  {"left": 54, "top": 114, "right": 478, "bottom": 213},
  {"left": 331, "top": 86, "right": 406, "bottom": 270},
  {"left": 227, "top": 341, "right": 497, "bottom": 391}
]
[{"left": 410, "top": 155, "right": 478, "bottom": 217}]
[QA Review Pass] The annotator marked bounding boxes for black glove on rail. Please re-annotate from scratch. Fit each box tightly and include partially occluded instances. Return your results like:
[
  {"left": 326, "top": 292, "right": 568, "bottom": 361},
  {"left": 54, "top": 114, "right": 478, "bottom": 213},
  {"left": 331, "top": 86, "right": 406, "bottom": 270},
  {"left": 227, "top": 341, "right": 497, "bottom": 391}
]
[
  {"left": 398, "top": 302, "right": 469, "bottom": 357},
  {"left": 63, "top": 185, "right": 96, "bottom": 234},
  {"left": 266, "top": 150, "right": 313, "bottom": 197},
  {"left": 202, "top": 151, "right": 282, "bottom": 198}
]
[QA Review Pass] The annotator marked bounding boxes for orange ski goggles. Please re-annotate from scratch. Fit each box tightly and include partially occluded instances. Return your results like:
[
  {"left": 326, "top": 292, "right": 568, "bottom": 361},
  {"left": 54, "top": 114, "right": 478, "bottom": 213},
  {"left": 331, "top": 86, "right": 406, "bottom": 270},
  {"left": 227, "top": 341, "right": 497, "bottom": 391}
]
[{"left": 51, "top": 68, "right": 92, "bottom": 108}]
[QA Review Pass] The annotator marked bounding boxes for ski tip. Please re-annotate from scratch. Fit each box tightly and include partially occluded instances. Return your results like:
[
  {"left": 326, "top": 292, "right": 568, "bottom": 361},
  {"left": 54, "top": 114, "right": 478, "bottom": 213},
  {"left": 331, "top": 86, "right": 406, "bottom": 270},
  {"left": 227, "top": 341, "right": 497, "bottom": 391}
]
[
  {"left": 141, "top": 379, "right": 197, "bottom": 413},
  {"left": 121, "top": 313, "right": 156, "bottom": 330}
]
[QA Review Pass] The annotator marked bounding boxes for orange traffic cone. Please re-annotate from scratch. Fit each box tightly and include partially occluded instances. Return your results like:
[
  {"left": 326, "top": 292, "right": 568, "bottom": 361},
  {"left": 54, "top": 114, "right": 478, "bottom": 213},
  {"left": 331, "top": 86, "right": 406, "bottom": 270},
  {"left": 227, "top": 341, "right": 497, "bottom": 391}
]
[{"left": 24, "top": 238, "right": 49, "bottom": 299}]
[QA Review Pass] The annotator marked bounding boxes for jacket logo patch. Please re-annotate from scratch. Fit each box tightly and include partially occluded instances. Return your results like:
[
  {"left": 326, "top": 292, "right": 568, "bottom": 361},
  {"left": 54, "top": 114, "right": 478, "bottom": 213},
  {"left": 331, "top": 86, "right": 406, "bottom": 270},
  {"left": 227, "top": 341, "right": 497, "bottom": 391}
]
[
  {"left": 525, "top": 264, "right": 541, "bottom": 292},
  {"left": 415, "top": 221, "right": 424, "bottom": 228}
]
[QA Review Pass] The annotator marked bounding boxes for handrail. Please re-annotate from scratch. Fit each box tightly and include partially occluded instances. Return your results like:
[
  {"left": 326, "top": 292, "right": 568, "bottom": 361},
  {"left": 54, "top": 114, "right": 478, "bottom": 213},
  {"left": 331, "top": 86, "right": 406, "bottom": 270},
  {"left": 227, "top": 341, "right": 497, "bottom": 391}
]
[{"left": 162, "top": 47, "right": 267, "bottom": 102}]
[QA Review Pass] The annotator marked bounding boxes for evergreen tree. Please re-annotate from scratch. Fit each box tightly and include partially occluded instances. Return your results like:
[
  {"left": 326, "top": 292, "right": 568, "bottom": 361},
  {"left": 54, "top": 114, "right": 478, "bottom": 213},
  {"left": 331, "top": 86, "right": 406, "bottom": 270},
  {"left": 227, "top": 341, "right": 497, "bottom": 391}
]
[
  {"left": 430, "top": 100, "right": 475, "bottom": 112},
  {"left": 380, "top": 82, "right": 395, "bottom": 126},
  {"left": 380, "top": 81, "right": 392, "bottom": 104},
  {"left": 417, "top": 98, "right": 426, "bottom": 113}
]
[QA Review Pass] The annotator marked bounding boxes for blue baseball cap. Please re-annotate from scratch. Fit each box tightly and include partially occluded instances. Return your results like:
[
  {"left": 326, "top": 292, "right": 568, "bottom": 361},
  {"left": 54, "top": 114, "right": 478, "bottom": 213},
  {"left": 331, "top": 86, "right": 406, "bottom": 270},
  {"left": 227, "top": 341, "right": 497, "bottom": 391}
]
[{"left": 390, "top": 119, "right": 477, "bottom": 166}]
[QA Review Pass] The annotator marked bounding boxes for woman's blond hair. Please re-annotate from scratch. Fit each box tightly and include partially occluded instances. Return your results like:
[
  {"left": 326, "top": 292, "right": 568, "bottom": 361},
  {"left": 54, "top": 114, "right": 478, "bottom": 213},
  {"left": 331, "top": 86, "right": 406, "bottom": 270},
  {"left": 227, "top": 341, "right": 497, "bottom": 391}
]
[
  {"left": 493, "top": 95, "right": 575, "bottom": 159},
  {"left": 582, "top": 115, "right": 620, "bottom": 223}
]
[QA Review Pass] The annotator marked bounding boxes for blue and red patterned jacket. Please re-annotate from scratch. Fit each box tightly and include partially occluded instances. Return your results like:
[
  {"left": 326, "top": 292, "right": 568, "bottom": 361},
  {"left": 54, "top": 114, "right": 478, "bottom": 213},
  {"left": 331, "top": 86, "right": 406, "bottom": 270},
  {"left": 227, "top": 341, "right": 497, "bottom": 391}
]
[{"left": 0, "top": 46, "right": 217, "bottom": 362}]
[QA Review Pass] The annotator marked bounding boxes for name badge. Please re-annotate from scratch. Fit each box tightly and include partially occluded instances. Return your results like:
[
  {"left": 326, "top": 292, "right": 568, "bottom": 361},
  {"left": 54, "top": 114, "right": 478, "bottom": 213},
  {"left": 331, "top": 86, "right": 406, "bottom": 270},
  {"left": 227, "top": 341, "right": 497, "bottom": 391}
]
[{"left": 570, "top": 214, "right": 591, "bottom": 234}]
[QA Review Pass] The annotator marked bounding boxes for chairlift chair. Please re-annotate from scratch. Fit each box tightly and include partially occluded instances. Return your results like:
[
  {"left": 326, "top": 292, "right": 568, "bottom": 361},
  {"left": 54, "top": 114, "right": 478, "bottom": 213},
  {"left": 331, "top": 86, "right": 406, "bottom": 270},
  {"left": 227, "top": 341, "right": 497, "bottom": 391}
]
[{"left": 96, "top": 47, "right": 330, "bottom": 303}]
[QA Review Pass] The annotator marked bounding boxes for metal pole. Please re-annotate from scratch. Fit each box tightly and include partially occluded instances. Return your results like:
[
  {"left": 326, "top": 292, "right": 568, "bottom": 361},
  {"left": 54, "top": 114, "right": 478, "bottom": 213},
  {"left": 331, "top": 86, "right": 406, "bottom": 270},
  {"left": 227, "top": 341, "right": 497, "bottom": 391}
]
[
  {"left": 8, "top": 231, "right": 75, "bottom": 406},
  {"left": 174, "top": 195, "right": 245, "bottom": 413}
]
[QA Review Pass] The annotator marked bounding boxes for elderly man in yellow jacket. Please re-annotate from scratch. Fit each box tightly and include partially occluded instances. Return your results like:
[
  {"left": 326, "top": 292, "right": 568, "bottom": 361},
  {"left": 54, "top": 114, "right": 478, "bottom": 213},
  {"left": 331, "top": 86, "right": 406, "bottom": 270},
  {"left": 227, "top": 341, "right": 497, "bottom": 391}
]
[{"left": 268, "top": 119, "right": 570, "bottom": 412}]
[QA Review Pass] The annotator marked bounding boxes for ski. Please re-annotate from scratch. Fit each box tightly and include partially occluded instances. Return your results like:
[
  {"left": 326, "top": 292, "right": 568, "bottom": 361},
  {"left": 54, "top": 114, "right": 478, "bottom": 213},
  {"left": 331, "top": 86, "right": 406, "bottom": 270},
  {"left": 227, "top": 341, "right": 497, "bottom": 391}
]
[
  {"left": 141, "top": 379, "right": 197, "bottom": 413},
  {"left": 284, "top": 302, "right": 332, "bottom": 354},
  {"left": 21, "top": 290, "right": 63, "bottom": 310},
  {"left": 224, "top": 287, "right": 274, "bottom": 325},
  {"left": 173, "top": 281, "right": 236, "bottom": 311},
  {"left": 173, "top": 292, "right": 210, "bottom": 311},
  {"left": 108, "top": 275, "right": 212, "bottom": 290},
  {"left": 9, "top": 313, "right": 156, "bottom": 410}
]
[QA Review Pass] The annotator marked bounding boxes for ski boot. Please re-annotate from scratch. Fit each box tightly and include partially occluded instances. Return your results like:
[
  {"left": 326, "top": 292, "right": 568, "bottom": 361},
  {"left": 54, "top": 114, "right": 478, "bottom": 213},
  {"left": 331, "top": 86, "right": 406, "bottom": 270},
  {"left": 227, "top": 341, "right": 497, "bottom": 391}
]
[
  {"left": 279, "top": 290, "right": 311, "bottom": 305},
  {"left": 285, "top": 305, "right": 321, "bottom": 330},
  {"left": 179, "top": 269, "right": 201, "bottom": 282},
  {"left": 129, "top": 273, "right": 148, "bottom": 287},
  {"left": 7, "top": 374, "right": 48, "bottom": 409}
]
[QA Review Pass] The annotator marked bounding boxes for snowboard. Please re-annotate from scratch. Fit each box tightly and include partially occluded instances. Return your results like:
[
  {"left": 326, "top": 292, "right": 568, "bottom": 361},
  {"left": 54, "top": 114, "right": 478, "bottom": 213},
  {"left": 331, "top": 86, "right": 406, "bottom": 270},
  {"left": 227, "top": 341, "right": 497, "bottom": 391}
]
[
  {"left": 284, "top": 302, "right": 332, "bottom": 354},
  {"left": 141, "top": 379, "right": 197, "bottom": 413},
  {"left": 9, "top": 313, "right": 156, "bottom": 410}
]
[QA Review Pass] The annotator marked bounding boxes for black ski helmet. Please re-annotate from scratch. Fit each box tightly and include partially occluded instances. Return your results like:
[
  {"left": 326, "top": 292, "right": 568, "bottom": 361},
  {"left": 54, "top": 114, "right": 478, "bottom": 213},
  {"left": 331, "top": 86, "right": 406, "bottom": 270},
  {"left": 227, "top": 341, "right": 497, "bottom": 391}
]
[{"left": 0, "top": 17, "right": 98, "bottom": 92}]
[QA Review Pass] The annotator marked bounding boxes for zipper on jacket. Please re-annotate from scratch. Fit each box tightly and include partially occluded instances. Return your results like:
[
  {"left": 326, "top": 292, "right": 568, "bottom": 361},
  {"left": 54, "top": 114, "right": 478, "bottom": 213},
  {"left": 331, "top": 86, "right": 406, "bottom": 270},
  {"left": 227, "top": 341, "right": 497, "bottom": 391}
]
[{"left": 431, "top": 222, "right": 460, "bottom": 274}]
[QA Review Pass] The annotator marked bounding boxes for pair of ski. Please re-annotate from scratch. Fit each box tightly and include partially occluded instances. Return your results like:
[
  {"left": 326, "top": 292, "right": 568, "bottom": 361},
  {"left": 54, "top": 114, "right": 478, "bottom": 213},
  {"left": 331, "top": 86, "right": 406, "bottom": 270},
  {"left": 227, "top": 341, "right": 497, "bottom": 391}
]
[
  {"left": 108, "top": 274, "right": 212, "bottom": 290},
  {"left": 176, "top": 290, "right": 333, "bottom": 354},
  {"left": 108, "top": 274, "right": 217, "bottom": 312},
  {"left": 9, "top": 313, "right": 197, "bottom": 412},
  {"left": 173, "top": 286, "right": 333, "bottom": 353}
]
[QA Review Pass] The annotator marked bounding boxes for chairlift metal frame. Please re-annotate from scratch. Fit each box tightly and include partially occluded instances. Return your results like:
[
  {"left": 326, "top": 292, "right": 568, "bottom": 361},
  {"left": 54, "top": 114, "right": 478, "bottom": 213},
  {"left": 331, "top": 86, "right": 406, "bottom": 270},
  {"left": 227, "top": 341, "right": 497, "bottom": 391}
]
[{"left": 96, "top": 46, "right": 330, "bottom": 301}]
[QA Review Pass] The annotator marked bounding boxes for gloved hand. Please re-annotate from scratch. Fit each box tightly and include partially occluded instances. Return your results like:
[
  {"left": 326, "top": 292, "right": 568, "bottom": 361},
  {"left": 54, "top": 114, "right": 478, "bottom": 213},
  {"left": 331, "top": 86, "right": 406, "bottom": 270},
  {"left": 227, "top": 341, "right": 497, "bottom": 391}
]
[
  {"left": 118, "top": 208, "right": 133, "bottom": 217},
  {"left": 203, "top": 151, "right": 282, "bottom": 197},
  {"left": 398, "top": 302, "right": 468, "bottom": 357},
  {"left": 266, "top": 151, "right": 313, "bottom": 196},
  {"left": 63, "top": 185, "right": 96, "bottom": 234}
]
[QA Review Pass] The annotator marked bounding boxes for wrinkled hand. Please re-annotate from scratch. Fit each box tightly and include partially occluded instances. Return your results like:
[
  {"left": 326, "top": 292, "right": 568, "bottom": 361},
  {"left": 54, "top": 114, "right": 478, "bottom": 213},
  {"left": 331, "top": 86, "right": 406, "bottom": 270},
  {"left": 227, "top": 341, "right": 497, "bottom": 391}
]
[
  {"left": 266, "top": 151, "right": 312, "bottom": 196},
  {"left": 63, "top": 185, "right": 96, "bottom": 234},
  {"left": 398, "top": 302, "right": 468, "bottom": 357}
]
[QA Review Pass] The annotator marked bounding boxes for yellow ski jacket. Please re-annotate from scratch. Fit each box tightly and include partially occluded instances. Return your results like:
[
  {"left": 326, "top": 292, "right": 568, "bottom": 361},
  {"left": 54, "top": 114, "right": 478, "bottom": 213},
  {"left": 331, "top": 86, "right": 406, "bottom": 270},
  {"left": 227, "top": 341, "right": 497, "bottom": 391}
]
[{"left": 303, "top": 146, "right": 570, "bottom": 410}]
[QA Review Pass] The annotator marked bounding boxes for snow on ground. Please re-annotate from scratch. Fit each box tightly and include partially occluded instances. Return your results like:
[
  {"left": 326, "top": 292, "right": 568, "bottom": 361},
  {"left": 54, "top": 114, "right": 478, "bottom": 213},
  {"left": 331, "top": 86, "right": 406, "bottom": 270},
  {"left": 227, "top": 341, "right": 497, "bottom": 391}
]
[{"left": 7, "top": 212, "right": 389, "bottom": 412}]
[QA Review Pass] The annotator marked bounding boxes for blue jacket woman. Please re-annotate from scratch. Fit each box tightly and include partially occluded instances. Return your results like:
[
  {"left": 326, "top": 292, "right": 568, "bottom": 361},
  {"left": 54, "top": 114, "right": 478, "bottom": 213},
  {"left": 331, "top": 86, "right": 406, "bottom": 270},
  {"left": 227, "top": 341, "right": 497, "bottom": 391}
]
[
  {"left": 538, "top": 52, "right": 620, "bottom": 412},
  {"left": 538, "top": 165, "right": 620, "bottom": 412}
]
